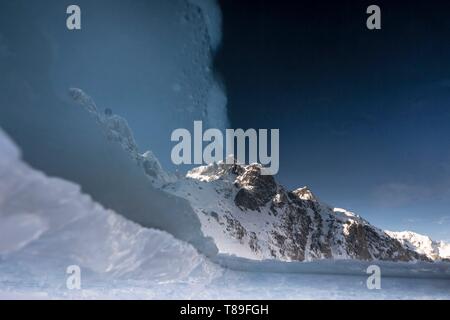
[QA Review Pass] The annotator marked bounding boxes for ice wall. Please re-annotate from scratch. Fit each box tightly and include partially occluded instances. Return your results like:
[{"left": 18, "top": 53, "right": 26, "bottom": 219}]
[
  {"left": 0, "top": 0, "right": 228, "bottom": 174},
  {"left": 0, "top": 0, "right": 226, "bottom": 253}
]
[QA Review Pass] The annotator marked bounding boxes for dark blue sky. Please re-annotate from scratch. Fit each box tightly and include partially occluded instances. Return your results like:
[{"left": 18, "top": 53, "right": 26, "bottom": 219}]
[{"left": 217, "top": 0, "right": 450, "bottom": 240}]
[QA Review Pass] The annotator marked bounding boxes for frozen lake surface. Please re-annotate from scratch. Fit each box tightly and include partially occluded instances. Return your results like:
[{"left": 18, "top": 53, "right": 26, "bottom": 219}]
[{"left": 1, "top": 258, "right": 449, "bottom": 299}]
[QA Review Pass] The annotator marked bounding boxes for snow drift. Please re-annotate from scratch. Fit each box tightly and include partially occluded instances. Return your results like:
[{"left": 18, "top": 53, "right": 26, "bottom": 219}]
[{"left": 0, "top": 127, "right": 216, "bottom": 280}]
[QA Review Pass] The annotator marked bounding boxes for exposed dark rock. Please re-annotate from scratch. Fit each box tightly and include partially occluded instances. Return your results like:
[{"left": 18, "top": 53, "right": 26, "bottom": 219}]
[
  {"left": 225, "top": 215, "right": 247, "bottom": 242},
  {"left": 249, "top": 232, "right": 260, "bottom": 253},
  {"left": 234, "top": 165, "right": 278, "bottom": 211}
]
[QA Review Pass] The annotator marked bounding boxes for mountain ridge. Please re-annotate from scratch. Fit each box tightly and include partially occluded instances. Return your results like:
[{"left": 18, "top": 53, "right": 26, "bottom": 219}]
[{"left": 173, "top": 161, "right": 450, "bottom": 262}]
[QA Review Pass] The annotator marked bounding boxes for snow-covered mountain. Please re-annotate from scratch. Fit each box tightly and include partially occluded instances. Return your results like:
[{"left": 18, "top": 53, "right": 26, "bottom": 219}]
[
  {"left": 166, "top": 161, "right": 447, "bottom": 262},
  {"left": 386, "top": 231, "right": 450, "bottom": 262},
  {"left": 69, "top": 89, "right": 450, "bottom": 263}
]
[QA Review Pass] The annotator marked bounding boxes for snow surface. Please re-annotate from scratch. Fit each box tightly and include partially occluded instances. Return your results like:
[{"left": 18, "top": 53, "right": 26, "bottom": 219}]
[{"left": 1, "top": 128, "right": 450, "bottom": 299}]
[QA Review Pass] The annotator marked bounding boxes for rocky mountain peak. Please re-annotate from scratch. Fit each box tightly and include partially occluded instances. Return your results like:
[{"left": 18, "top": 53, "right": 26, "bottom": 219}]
[
  {"left": 235, "top": 165, "right": 276, "bottom": 189},
  {"left": 292, "top": 187, "right": 317, "bottom": 202},
  {"left": 232, "top": 164, "right": 278, "bottom": 212},
  {"left": 186, "top": 159, "right": 246, "bottom": 182}
]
